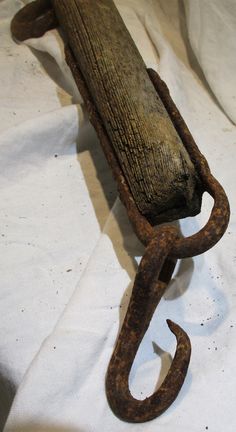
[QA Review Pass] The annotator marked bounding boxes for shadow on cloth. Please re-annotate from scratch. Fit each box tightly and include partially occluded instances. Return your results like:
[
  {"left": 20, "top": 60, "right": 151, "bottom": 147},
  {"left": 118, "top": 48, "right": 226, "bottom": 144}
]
[
  {"left": 0, "top": 371, "right": 16, "bottom": 431},
  {"left": 178, "top": 0, "right": 233, "bottom": 124}
]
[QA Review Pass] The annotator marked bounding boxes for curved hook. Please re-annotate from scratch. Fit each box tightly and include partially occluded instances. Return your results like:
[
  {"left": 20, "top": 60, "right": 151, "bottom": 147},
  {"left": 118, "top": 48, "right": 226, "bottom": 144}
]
[{"left": 106, "top": 226, "right": 191, "bottom": 422}]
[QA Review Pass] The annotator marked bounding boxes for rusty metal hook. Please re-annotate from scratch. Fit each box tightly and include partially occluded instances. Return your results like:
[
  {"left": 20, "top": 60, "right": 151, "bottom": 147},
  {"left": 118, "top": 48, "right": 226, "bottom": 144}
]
[
  {"left": 106, "top": 226, "right": 191, "bottom": 422},
  {"left": 10, "top": 3, "right": 230, "bottom": 423},
  {"left": 65, "top": 47, "right": 229, "bottom": 422}
]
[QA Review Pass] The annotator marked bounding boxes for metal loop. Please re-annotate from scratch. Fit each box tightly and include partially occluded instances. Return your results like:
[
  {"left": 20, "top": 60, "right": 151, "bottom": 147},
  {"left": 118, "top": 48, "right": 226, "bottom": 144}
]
[
  {"left": 171, "top": 175, "right": 230, "bottom": 258},
  {"left": 11, "top": 0, "right": 57, "bottom": 42},
  {"left": 147, "top": 68, "right": 230, "bottom": 259}
]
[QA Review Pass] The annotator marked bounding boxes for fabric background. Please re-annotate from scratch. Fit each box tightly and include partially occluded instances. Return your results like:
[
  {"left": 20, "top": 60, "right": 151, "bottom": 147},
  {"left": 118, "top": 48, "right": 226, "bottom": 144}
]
[{"left": 0, "top": 0, "right": 235, "bottom": 431}]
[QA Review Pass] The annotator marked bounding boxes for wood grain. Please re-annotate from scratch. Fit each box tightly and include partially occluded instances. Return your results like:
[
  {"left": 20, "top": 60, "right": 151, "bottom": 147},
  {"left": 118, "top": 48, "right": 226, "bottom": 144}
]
[{"left": 52, "top": 0, "right": 202, "bottom": 223}]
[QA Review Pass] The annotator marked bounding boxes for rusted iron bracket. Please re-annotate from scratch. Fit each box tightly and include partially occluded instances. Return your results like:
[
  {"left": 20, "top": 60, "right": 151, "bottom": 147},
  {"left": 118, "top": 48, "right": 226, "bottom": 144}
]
[
  {"left": 11, "top": 0, "right": 230, "bottom": 424},
  {"left": 66, "top": 47, "right": 230, "bottom": 422}
]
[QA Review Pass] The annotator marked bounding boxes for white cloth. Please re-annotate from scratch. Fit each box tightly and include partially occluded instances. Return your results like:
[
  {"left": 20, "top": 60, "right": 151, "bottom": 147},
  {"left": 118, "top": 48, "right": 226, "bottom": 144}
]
[{"left": 0, "top": 0, "right": 236, "bottom": 431}]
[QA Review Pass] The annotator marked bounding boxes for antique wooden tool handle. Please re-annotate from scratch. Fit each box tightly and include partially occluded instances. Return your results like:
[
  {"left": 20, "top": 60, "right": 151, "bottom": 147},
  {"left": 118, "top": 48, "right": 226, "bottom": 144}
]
[
  {"left": 12, "top": 0, "right": 203, "bottom": 225},
  {"left": 51, "top": 0, "right": 203, "bottom": 225}
]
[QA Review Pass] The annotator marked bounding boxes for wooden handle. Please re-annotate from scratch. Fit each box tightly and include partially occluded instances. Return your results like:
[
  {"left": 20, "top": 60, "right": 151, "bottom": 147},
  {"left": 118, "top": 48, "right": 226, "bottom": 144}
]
[
  {"left": 11, "top": 0, "right": 203, "bottom": 224},
  {"left": 51, "top": 0, "right": 202, "bottom": 224}
]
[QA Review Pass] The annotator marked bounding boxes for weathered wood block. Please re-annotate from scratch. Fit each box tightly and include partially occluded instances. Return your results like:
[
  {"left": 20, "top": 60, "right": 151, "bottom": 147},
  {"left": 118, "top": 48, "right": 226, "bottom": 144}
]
[{"left": 51, "top": 0, "right": 202, "bottom": 224}]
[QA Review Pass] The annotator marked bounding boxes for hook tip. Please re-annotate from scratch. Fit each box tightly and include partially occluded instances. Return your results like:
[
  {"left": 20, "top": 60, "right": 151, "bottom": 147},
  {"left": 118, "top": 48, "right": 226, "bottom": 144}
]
[
  {"left": 166, "top": 318, "right": 191, "bottom": 354},
  {"left": 166, "top": 318, "right": 178, "bottom": 333}
]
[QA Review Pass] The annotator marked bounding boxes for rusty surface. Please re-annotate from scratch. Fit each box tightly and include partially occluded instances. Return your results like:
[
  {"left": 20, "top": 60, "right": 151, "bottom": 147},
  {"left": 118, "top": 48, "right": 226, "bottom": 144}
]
[
  {"left": 11, "top": 1, "right": 230, "bottom": 424},
  {"left": 147, "top": 69, "right": 230, "bottom": 259},
  {"left": 11, "top": 0, "right": 56, "bottom": 42},
  {"left": 106, "top": 226, "right": 191, "bottom": 422},
  {"left": 66, "top": 45, "right": 230, "bottom": 259},
  {"left": 65, "top": 48, "right": 230, "bottom": 422}
]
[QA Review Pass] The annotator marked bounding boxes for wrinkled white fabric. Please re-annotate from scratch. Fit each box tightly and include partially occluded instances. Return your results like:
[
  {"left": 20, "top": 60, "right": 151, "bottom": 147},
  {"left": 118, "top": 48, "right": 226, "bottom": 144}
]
[
  {"left": 0, "top": 0, "right": 236, "bottom": 431},
  {"left": 184, "top": 0, "right": 236, "bottom": 124}
]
